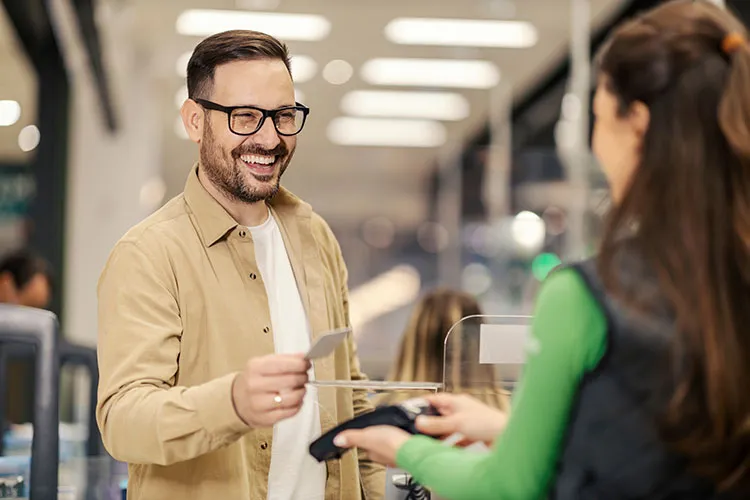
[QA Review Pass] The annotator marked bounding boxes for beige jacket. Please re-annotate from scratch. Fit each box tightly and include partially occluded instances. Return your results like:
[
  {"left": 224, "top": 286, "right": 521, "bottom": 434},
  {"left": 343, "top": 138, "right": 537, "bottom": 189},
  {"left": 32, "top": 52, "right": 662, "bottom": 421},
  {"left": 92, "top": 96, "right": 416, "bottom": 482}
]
[{"left": 96, "top": 165, "right": 384, "bottom": 499}]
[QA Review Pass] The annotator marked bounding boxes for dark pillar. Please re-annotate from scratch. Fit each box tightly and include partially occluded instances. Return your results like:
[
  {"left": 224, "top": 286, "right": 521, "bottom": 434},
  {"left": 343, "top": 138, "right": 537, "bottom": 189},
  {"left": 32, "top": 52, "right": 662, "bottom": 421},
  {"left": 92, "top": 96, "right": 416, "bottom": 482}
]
[
  {"left": 2, "top": 0, "right": 69, "bottom": 320},
  {"left": 27, "top": 48, "right": 70, "bottom": 320}
]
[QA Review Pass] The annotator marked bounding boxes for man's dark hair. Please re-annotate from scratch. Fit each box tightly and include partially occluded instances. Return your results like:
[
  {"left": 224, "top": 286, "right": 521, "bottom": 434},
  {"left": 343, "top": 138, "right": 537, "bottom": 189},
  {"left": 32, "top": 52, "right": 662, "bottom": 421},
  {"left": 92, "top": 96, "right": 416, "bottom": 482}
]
[
  {"left": 187, "top": 30, "right": 292, "bottom": 100},
  {"left": 0, "top": 248, "right": 53, "bottom": 290}
]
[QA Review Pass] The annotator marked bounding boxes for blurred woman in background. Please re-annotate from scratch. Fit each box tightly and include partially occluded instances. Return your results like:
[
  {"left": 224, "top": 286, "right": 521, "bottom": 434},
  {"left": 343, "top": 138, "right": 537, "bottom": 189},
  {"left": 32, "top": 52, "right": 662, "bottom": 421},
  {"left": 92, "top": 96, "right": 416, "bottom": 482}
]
[
  {"left": 378, "top": 288, "right": 509, "bottom": 412},
  {"left": 335, "top": 1, "right": 750, "bottom": 498}
]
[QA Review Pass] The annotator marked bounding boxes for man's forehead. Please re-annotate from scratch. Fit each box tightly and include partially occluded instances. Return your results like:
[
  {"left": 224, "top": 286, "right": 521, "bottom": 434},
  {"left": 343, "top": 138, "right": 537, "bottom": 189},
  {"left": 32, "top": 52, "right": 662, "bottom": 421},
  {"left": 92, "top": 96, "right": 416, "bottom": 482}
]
[{"left": 210, "top": 59, "right": 294, "bottom": 106}]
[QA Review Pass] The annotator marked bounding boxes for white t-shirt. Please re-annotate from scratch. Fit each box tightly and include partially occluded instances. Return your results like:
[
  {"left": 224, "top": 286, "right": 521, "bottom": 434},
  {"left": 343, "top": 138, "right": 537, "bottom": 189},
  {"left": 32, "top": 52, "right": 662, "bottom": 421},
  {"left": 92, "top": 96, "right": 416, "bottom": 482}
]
[{"left": 248, "top": 211, "right": 326, "bottom": 500}]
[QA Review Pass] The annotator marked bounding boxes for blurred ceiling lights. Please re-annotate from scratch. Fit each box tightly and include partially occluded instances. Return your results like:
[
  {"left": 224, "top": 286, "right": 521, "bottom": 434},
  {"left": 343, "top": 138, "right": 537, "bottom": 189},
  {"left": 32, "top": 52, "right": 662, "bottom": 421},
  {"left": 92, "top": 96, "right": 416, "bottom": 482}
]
[
  {"left": 0, "top": 100, "right": 21, "bottom": 127},
  {"left": 361, "top": 58, "right": 500, "bottom": 89},
  {"left": 511, "top": 210, "right": 546, "bottom": 255},
  {"left": 385, "top": 18, "right": 538, "bottom": 48},
  {"left": 328, "top": 117, "right": 446, "bottom": 148},
  {"left": 169, "top": 9, "right": 528, "bottom": 149},
  {"left": 176, "top": 10, "right": 331, "bottom": 41},
  {"left": 290, "top": 55, "right": 318, "bottom": 82},
  {"left": 362, "top": 217, "right": 396, "bottom": 249},
  {"left": 341, "top": 90, "right": 470, "bottom": 121},
  {"left": 18, "top": 125, "right": 40, "bottom": 152},
  {"left": 462, "top": 262, "right": 493, "bottom": 295},
  {"left": 322, "top": 60, "right": 353, "bottom": 85},
  {"left": 235, "top": 0, "right": 281, "bottom": 9}
]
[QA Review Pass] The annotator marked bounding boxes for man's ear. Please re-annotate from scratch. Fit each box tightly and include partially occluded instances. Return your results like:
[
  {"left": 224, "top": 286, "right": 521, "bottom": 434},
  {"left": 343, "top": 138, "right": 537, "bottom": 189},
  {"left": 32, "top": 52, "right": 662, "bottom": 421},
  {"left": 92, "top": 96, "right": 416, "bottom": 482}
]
[{"left": 180, "top": 99, "right": 205, "bottom": 143}]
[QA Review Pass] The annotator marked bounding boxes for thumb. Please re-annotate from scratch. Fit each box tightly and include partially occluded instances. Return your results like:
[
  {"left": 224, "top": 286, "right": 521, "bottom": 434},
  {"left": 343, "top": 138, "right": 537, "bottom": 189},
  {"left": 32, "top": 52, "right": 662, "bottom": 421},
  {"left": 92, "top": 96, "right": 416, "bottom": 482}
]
[
  {"left": 333, "top": 429, "right": 366, "bottom": 449},
  {"left": 415, "top": 414, "right": 459, "bottom": 437}
]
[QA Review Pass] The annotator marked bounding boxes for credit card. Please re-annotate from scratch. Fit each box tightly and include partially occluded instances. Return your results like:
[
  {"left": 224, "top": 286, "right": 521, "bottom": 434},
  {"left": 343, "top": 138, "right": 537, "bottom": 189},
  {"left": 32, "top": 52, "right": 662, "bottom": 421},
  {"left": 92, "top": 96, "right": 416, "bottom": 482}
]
[{"left": 305, "top": 327, "right": 351, "bottom": 360}]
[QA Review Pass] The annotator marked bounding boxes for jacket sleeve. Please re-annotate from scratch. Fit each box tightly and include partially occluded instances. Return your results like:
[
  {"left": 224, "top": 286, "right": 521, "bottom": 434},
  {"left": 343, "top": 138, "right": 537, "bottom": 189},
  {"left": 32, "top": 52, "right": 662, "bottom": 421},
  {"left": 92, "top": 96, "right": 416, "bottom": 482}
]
[{"left": 96, "top": 240, "right": 249, "bottom": 466}]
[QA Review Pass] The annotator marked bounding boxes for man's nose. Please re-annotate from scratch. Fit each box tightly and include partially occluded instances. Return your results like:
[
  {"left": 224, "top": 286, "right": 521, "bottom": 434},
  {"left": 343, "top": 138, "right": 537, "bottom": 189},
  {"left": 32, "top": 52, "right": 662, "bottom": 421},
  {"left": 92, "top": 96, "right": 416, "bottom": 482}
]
[{"left": 253, "top": 117, "right": 281, "bottom": 149}]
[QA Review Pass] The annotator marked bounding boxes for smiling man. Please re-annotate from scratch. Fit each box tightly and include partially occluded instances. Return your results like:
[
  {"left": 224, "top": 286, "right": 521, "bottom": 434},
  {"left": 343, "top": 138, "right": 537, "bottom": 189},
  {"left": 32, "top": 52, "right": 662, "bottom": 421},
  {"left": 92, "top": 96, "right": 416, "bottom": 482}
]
[{"left": 96, "top": 30, "right": 383, "bottom": 500}]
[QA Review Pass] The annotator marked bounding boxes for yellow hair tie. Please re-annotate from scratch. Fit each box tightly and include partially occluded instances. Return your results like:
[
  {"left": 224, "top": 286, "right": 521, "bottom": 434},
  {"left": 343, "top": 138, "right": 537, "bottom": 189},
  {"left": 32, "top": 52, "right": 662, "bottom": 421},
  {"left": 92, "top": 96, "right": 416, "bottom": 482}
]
[{"left": 722, "top": 32, "right": 746, "bottom": 55}]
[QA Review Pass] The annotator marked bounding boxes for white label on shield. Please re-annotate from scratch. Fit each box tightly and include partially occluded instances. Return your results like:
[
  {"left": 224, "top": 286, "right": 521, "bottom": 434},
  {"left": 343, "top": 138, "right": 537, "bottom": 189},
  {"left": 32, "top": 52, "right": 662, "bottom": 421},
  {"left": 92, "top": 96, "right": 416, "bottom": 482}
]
[{"left": 479, "top": 324, "right": 530, "bottom": 364}]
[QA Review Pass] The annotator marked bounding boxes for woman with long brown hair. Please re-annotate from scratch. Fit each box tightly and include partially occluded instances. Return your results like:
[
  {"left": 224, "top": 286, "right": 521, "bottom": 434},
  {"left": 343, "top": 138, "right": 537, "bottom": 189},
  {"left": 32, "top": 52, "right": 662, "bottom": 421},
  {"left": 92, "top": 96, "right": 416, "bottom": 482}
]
[
  {"left": 333, "top": 1, "right": 750, "bottom": 498},
  {"left": 378, "top": 288, "right": 509, "bottom": 411}
]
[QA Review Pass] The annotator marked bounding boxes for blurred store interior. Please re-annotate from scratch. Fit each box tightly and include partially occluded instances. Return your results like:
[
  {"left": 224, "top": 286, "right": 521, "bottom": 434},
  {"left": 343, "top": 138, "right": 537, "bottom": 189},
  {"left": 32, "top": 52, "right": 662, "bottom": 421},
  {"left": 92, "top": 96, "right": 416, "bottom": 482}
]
[{"left": 0, "top": 0, "right": 746, "bottom": 495}]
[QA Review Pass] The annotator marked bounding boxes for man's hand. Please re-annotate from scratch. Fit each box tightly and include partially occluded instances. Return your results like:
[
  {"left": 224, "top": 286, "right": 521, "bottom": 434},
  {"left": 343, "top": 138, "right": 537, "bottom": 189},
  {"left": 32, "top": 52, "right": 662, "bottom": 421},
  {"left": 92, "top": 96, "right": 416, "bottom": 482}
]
[
  {"left": 416, "top": 393, "right": 508, "bottom": 447},
  {"left": 231, "top": 353, "right": 311, "bottom": 428}
]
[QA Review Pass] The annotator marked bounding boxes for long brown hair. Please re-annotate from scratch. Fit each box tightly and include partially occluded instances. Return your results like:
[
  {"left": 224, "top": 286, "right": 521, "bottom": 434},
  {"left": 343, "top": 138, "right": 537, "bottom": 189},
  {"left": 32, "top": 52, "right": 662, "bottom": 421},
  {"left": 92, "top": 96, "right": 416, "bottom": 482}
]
[
  {"left": 597, "top": 0, "right": 750, "bottom": 492},
  {"left": 380, "top": 288, "right": 509, "bottom": 410}
]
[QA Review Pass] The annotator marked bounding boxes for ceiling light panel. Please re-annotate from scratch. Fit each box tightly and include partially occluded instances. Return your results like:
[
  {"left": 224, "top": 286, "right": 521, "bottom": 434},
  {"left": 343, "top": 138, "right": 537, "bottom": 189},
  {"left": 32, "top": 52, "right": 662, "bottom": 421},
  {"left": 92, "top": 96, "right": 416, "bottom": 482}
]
[
  {"left": 385, "top": 18, "right": 538, "bottom": 48},
  {"left": 327, "top": 117, "right": 446, "bottom": 148},
  {"left": 361, "top": 58, "right": 500, "bottom": 89},
  {"left": 341, "top": 90, "right": 470, "bottom": 121},
  {"left": 0, "top": 100, "right": 21, "bottom": 127},
  {"left": 290, "top": 55, "right": 317, "bottom": 83},
  {"left": 176, "top": 10, "right": 331, "bottom": 41}
]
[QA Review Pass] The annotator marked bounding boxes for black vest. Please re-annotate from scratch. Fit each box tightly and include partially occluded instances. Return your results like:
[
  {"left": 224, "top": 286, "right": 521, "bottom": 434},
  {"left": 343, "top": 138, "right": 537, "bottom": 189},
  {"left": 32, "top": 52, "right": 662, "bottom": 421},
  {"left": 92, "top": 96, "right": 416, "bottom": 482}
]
[{"left": 549, "top": 259, "right": 724, "bottom": 500}]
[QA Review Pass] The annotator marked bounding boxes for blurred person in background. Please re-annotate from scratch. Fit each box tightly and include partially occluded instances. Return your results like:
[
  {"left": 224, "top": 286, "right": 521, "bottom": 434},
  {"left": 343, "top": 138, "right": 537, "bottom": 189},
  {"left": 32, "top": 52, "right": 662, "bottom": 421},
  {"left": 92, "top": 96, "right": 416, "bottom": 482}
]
[
  {"left": 96, "top": 30, "right": 382, "bottom": 500},
  {"left": 0, "top": 248, "right": 53, "bottom": 424},
  {"left": 334, "top": 1, "right": 750, "bottom": 499},
  {"left": 378, "top": 288, "right": 509, "bottom": 414},
  {"left": 0, "top": 248, "right": 52, "bottom": 309}
]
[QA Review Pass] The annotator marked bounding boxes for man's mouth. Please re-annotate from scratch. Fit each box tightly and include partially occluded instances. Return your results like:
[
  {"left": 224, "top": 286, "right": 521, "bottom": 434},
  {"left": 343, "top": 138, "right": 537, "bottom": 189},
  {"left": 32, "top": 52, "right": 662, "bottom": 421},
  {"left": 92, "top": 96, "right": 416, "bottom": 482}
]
[{"left": 239, "top": 154, "right": 278, "bottom": 175}]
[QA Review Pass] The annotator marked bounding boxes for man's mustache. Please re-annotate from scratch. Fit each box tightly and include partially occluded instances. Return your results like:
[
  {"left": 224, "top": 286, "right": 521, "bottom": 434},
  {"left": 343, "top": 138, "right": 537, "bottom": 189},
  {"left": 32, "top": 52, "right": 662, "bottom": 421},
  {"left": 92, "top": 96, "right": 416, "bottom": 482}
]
[{"left": 232, "top": 144, "right": 288, "bottom": 158}]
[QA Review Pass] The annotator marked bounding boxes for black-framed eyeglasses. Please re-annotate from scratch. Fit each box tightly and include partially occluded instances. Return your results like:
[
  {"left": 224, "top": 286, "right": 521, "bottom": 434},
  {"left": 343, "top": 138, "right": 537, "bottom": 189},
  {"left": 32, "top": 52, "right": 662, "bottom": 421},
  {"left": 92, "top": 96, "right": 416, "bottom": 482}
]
[{"left": 193, "top": 98, "right": 310, "bottom": 136}]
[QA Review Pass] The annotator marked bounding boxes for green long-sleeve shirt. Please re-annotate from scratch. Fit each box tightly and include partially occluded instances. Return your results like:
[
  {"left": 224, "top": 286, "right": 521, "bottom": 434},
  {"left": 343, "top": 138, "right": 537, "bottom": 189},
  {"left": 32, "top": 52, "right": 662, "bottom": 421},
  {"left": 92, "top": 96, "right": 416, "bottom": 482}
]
[{"left": 396, "top": 268, "right": 608, "bottom": 500}]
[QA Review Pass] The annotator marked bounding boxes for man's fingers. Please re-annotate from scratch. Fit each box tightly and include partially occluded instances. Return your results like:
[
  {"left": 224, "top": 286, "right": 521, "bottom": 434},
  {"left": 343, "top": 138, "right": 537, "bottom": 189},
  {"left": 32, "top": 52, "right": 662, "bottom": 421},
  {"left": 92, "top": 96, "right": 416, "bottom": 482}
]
[
  {"left": 415, "top": 415, "right": 458, "bottom": 437},
  {"left": 255, "top": 387, "right": 306, "bottom": 412},
  {"left": 276, "top": 387, "right": 306, "bottom": 410},
  {"left": 252, "top": 373, "right": 308, "bottom": 393},
  {"left": 252, "top": 355, "right": 311, "bottom": 376},
  {"left": 267, "top": 406, "right": 303, "bottom": 423}
]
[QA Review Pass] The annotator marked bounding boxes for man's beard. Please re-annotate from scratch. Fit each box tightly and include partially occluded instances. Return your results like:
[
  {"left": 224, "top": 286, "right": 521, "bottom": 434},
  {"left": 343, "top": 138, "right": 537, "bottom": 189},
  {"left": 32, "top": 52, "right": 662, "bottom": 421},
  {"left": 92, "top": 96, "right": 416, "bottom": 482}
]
[{"left": 199, "top": 123, "right": 293, "bottom": 204}]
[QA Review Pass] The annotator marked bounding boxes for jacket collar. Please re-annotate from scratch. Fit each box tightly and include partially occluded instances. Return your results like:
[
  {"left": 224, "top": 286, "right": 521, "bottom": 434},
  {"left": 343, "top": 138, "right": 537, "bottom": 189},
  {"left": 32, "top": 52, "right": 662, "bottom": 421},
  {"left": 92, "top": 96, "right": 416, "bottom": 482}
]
[{"left": 184, "top": 163, "right": 311, "bottom": 247}]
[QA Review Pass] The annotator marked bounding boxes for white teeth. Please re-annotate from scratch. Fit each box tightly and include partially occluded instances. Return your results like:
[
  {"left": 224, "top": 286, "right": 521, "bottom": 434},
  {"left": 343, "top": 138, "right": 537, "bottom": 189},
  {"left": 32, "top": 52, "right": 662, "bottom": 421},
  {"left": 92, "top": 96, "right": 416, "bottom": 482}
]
[{"left": 240, "top": 154, "right": 275, "bottom": 165}]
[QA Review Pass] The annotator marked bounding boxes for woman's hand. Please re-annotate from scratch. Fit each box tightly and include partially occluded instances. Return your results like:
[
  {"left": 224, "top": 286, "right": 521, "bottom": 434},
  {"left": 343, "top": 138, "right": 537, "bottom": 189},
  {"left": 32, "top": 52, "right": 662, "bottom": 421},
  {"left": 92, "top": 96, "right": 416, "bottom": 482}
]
[
  {"left": 416, "top": 393, "right": 508, "bottom": 447},
  {"left": 333, "top": 426, "right": 412, "bottom": 467},
  {"left": 330, "top": 394, "right": 507, "bottom": 466}
]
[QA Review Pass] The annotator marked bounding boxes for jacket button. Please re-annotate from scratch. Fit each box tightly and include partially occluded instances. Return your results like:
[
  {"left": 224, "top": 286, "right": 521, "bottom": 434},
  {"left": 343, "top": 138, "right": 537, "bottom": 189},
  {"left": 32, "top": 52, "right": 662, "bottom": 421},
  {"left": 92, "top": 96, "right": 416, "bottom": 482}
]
[
  {"left": 239, "top": 230, "right": 247, "bottom": 238},
  {"left": 260, "top": 442, "right": 268, "bottom": 450},
  {"left": 263, "top": 326, "right": 270, "bottom": 334},
  {"left": 249, "top": 273, "right": 257, "bottom": 280}
]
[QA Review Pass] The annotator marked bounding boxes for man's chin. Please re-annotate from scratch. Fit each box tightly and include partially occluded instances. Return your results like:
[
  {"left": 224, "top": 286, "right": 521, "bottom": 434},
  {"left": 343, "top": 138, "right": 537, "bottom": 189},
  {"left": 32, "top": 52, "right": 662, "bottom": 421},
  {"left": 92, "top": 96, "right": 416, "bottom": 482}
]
[
  {"left": 244, "top": 177, "right": 280, "bottom": 201},
  {"left": 251, "top": 173, "right": 275, "bottom": 183},
  {"left": 234, "top": 158, "right": 285, "bottom": 200}
]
